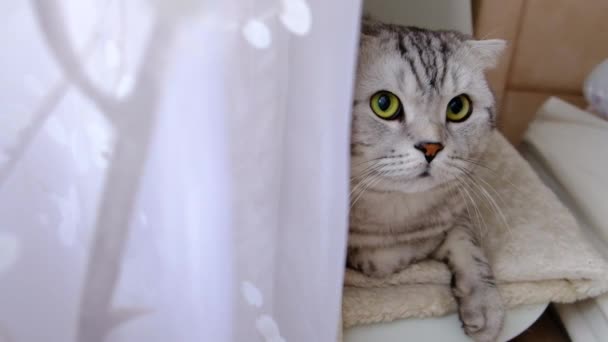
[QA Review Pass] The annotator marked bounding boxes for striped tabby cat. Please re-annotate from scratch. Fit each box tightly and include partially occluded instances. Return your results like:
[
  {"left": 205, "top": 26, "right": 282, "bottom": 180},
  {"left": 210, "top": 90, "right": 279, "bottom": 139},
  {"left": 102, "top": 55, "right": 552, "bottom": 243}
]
[{"left": 349, "top": 21, "right": 506, "bottom": 342}]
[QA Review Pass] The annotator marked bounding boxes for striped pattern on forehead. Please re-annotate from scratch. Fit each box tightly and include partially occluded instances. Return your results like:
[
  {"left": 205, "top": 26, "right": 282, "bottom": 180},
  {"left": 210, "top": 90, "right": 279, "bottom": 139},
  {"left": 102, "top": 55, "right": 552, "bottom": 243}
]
[
  {"left": 397, "top": 28, "right": 462, "bottom": 94},
  {"left": 362, "top": 21, "right": 467, "bottom": 94}
]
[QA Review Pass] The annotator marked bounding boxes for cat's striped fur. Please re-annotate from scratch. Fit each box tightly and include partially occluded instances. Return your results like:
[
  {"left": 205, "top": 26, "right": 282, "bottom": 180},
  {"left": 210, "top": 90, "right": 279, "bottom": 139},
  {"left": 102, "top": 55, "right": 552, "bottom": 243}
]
[{"left": 349, "top": 21, "right": 506, "bottom": 342}]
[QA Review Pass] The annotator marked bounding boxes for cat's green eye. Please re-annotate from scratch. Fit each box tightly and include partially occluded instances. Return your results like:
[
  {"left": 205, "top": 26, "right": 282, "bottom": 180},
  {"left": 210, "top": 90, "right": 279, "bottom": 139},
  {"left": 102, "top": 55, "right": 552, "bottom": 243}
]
[
  {"left": 446, "top": 94, "right": 473, "bottom": 122},
  {"left": 370, "top": 91, "right": 402, "bottom": 120}
]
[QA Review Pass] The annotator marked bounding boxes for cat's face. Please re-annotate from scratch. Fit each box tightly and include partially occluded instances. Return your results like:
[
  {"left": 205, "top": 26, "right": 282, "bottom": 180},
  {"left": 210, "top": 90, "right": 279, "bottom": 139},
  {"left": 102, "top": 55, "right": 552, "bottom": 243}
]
[{"left": 351, "top": 23, "right": 505, "bottom": 193}]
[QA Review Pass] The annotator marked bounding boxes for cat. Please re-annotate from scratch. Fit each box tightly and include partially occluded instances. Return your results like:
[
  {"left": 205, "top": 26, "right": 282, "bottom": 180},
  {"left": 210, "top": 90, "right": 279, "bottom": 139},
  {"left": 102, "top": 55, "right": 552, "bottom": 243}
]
[{"left": 348, "top": 21, "right": 506, "bottom": 342}]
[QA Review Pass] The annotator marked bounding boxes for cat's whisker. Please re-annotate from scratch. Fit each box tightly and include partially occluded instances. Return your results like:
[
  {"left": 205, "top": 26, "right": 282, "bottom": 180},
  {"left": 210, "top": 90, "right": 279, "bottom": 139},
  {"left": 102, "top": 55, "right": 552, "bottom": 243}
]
[
  {"left": 478, "top": 27, "right": 501, "bottom": 40},
  {"left": 350, "top": 160, "right": 383, "bottom": 182},
  {"left": 350, "top": 172, "right": 376, "bottom": 198},
  {"left": 460, "top": 175, "right": 491, "bottom": 241},
  {"left": 448, "top": 159, "right": 517, "bottom": 241},
  {"left": 472, "top": 177, "right": 514, "bottom": 242},
  {"left": 456, "top": 166, "right": 514, "bottom": 240},
  {"left": 448, "top": 163, "right": 506, "bottom": 211},
  {"left": 350, "top": 171, "right": 386, "bottom": 208},
  {"left": 350, "top": 166, "right": 377, "bottom": 182},
  {"left": 472, "top": 172, "right": 508, "bottom": 207},
  {"left": 352, "top": 157, "right": 413, "bottom": 179},
  {"left": 457, "top": 181, "right": 485, "bottom": 240},
  {"left": 351, "top": 156, "right": 386, "bottom": 167},
  {"left": 453, "top": 173, "right": 487, "bottom": 239},
  {"left": 452, "top": 156, "right": 525, "bottom": 195},
  {"left": 453, "top": 181, "right": 477, "bottom": 234},
  {"left": 350, "top": 164, "right": 383, "bottom": 198},
  {"left": 451, "top": 163, "right": 502, "bottom": 213},
  {"left": 351, "top": 154, "right": 405, "bottom": 168},
  {"left": 466, "top": 171, "right": 511, "bottom": 226}
]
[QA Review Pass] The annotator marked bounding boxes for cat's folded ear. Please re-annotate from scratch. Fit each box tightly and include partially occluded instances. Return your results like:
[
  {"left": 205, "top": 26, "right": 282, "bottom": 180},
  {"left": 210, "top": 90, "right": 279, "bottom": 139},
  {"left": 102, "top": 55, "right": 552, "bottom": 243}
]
[
  {"left": 466, "top": 39, "right": 507, "bottom": 70},
  {"left": 360, "top": 16, "right": 381, "bottom": 38}
]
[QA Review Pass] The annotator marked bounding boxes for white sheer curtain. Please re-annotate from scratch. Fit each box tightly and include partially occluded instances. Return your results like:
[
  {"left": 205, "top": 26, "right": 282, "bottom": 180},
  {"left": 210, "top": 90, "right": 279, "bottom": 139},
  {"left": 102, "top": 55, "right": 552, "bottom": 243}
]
[{"left": 0, "top": 1, "right": 361, "bottom": 341}]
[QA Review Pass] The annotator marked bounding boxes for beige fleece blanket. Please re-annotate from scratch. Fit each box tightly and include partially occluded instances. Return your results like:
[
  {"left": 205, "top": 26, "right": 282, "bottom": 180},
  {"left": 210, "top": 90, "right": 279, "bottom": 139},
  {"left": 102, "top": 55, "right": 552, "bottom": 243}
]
[{"left": 342, "top": 131, "right": 608, "bottom": 328}]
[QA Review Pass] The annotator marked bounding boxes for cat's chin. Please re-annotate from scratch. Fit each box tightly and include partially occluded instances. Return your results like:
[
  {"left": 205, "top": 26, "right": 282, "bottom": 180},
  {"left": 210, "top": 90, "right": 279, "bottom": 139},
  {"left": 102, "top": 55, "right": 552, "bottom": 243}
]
[
  {"left": 374, "top": 174, "right": 451, "bottom": 194},
  {"left": 400, "top": 179, "right": 446, "bottom": 193}
]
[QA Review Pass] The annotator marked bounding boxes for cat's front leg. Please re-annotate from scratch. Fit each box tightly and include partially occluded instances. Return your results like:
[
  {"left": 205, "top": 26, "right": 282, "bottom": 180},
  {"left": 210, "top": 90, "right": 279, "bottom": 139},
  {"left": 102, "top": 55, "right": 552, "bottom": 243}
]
[
  {"left": 347, "top": 237, "right": 443, "bottom": 278},
  {"left": 434, "top": 224, "right": 504, "bottom": 342},
  {"left": 347, "top": 245, "right": 412, "bottom": 278}
]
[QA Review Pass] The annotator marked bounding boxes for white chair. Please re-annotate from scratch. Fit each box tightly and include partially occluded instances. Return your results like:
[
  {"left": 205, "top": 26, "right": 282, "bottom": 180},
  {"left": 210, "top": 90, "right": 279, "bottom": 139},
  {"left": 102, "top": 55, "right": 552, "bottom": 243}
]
[
  {"left": 520, "top": 97, "right": 608, "bottom": 342},
  {"left": 344, "top": 303, "right": 547, "bottom": 342}
]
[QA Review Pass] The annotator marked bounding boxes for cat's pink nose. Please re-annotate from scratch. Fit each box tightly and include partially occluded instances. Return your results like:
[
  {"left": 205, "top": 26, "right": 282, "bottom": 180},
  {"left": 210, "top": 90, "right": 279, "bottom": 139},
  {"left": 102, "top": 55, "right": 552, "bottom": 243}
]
[{"left": 414, "top": 142, "right": 444, "bottom": 163}]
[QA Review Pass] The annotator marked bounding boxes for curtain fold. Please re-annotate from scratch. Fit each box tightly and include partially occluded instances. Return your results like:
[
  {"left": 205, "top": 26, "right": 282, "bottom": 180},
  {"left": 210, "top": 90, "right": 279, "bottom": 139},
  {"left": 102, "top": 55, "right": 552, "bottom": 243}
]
[{"left": 0, "top": 1, "right": 361, "bottom": 341}]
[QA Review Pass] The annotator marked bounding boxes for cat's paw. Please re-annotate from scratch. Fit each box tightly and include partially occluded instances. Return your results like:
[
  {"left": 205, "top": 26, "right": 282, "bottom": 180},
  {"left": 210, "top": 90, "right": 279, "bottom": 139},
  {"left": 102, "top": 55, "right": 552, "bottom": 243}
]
[{"left": 457, "top": 283, "right": 504, "bottom": 342}]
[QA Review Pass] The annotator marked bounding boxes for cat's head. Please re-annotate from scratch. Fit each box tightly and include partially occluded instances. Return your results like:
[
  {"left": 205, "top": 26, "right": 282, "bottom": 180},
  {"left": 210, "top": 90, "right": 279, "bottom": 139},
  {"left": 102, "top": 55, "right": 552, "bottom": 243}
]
[{"left": 351, "top": 22, "right": 505, "bottom": 193}]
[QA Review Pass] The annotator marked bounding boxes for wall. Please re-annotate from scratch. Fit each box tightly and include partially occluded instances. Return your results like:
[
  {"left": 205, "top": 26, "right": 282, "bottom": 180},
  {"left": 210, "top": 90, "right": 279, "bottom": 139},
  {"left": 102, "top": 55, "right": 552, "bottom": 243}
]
[
  {"left": 474, "top": 0, "right": 608, "bottom": 144},
  {"left": 363, "top": 0, "right": 473, "bottom": 34}
]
